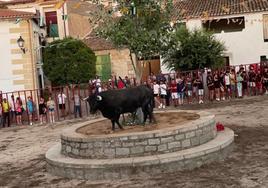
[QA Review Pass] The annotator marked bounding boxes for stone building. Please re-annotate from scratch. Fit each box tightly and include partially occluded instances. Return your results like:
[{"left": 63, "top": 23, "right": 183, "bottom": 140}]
[{"left": 0, "top": 8, "right": 43, "bottom": 93}]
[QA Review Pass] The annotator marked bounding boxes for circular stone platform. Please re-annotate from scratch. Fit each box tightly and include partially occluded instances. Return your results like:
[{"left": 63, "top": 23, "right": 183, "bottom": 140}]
[{"left": 46, "top": 110, "right": 234, "bottom": 180}]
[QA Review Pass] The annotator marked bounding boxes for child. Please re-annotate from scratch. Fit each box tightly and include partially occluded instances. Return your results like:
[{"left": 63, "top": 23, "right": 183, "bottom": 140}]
[
  {"left": 236, "top": 72, "right": 243, "bottom": 98},
  {"left": 47, "top": 96, "right": 55, "bottom": 124}
]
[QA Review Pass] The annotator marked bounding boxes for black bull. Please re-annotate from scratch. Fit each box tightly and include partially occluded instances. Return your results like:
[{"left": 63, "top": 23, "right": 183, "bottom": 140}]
[{"left": 87, "top": 85, "right": 155, "bottom": 130}]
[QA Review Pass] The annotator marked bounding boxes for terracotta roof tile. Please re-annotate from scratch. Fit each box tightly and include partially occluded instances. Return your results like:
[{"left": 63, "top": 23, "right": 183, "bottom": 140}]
[
  {"left": 0, "top": 8, "right": 34, "bottom": 19},
  {"left": 83, "top": 34, "right": 115, "bottom": 51},
  {"left": 173, "top": 0, "right": 268, "bottom": 19},
  {"left": 0, "top": 0, "right": 36, "bottom": 5}
]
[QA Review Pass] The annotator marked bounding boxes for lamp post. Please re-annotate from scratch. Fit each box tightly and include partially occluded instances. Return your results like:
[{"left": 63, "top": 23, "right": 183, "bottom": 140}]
[{"left": 17, "top": 36, "right": 26, "bottom": 53}]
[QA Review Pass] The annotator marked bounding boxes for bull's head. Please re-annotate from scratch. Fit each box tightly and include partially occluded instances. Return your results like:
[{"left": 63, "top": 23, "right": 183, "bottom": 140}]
[{"left": 87, "top": 94, "right": 102, "bottom": 114}]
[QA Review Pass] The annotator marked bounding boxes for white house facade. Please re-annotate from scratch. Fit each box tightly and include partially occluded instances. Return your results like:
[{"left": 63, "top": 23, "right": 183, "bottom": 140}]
[{"left": 161, "top": 0, "right": 268, "bottom": 73}]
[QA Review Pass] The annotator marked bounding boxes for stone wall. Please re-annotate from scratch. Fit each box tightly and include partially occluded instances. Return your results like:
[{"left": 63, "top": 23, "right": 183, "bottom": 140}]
[{"left": 61, "top": 112, "right": 216, "bottom": 159}]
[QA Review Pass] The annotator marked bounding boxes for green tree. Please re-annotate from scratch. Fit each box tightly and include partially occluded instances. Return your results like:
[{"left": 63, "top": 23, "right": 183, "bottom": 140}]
[
  {"left": 161, "top": 26, "right": 226, "bottom": 71},
  {"left": 96, "top": 0, "right": 173, "bottom": 80},
  {"left": 43, "top": 38, "right": 96, "bottom": 85}
]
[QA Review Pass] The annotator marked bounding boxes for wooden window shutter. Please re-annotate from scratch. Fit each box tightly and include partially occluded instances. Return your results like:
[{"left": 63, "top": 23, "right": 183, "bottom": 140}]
[{"left": 263, "top": 15, "right": 268, "bottom": 41}]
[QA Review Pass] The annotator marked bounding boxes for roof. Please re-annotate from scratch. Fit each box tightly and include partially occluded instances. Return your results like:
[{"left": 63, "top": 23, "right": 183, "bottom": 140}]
[
  {"left": 173, "top": 0, "right": 268, "bottom": 19},
  {"left": 0, "top": 8, "right": 34, "bottom": 19},
  {"left": 0, "top": 0, "right": 35, "bottom": 5},
  {"left": 83, "top": 34, "right": 115, "bottom": 51}
]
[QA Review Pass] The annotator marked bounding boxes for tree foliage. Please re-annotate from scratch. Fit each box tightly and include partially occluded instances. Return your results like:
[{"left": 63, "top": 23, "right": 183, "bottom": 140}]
[
  {"left": 43, "top": 38, "right": 96, "bottom": 85},
  {"left": 162, "top": 26, "right": 226, "bottom": 71},
  {"left": 96, "top": 0, "right": 173, "bottom": 75}
]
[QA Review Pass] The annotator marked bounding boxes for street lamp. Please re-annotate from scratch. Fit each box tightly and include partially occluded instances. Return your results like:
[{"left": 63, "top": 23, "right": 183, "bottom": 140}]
[{"left": 17, "top": 36, "right": 26, "bottom": 53}]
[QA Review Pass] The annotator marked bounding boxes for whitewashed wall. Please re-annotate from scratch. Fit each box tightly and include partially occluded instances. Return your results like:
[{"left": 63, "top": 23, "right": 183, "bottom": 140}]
[
  {"left": 161, "top": 12, "right": 268, "bottom": 73},
  {"left": 0, "top": 21, "right": 24, "bottom": 93}
]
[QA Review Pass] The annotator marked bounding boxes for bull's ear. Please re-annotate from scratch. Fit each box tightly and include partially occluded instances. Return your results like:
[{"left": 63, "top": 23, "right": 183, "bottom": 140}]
[{"left": 96, "top": 95, "right": 102, "bottom": 101}]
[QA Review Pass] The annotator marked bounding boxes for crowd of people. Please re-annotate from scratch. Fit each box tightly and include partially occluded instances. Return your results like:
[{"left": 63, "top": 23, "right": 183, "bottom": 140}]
[
  {"left": 1, "top": 64, "right": 268, "bottom": 128},
  {"left": 148, "top": 65, "right": 268, "bottom": 108},
  {"left": 0, "top": 88, "right": 83, "bottom": 128}
]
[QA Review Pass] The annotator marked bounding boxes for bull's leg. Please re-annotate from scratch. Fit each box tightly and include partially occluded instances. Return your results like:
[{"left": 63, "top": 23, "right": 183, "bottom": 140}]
[
  {"left": 142, "top": 106, "right": 148, "bottom": 125},
  {"left": 116, "top": 119, "right": 124, "bottom": 130},
  {"left": 111, "top": 120, "right": 116, "bottom": 131}
]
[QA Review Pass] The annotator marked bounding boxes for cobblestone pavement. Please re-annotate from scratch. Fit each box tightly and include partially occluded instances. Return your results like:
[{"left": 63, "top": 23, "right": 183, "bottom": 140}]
[{"left": 0, "top": 95, "right": 268, "bottom": 188}]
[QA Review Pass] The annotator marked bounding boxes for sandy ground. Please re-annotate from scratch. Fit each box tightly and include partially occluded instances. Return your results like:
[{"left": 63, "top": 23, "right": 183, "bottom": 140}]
[
  {"left": 77, "top": 112, "right": 199, "bottom": 136},
  {"left": 0, "top": 95, "right": 268, "bottom": 188}
]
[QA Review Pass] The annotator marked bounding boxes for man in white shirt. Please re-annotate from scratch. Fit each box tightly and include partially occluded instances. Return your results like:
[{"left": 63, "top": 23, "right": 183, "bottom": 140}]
[{"left": 58, "top": 91, "right": 67, "bottom": 117}]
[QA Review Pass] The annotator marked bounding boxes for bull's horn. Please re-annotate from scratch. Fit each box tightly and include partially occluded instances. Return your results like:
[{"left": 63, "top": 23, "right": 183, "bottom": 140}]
[
  {"left": 82, "top": 97, "right": 89, "bottom": 101},
  {"left": 96, "top": 95, "right": 102, "bottom": 101}
]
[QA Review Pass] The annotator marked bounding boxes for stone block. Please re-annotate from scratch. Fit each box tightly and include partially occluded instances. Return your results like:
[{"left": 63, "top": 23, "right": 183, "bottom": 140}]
[
  {"left": 145, "top": 145, "right": 157, "bottom": 152},
  {"left": 157, "top": 144, "right": 167, "bottom": 152},
  {"left": 185, "top": 131, "right": 195, "bottom": 139},
  {"left": 161, "top": 136, "right": 174, "bottom": 144},
  {"left": 81, "top": 143, "right": 88, "bottom": 149},
  {"left": 195, "top": 129, "right": 203, "bottom": 136},
  {"left": 130, "top": 146, "right": 144, "bottom": 154},
  {"left": 66, "top": 145, "right": 72, "bottom": 153},
  {"left": 116, "top": 148, "right": 130, "bottom": 156},
  {"left": 181, "top": 139, "right": 191, "bottom": 148},
  {"left": 104, "top": 148, "right": 116, "bottom": 157},
  {"left": 72, "top": 148, "right": 79, "bottom": 156},
  {"left": 168, "top": 141, "right": 181, "bottom": 149},
  {"left": 148, "top": 138, "right": 160, "bottom": 145},
  {"left": 94, "top": 142, "right": 103, "bottom": 148},
  {"left": 135, "top": 140, "right": 148, "bottom": 146},
  {"left": 190, "top": 137, "right": 200, "bottom": 146},
  {"left": 175, "top": 134, "right": 185, "bottom": 141},
  {"left": 122, "top": 142, "right": 134, "bottom": 147}
]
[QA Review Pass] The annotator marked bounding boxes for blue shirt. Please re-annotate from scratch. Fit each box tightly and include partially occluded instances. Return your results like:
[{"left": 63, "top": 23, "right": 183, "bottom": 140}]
[{"left": 27, "top": 100, "right": 34, "bottom": 113}]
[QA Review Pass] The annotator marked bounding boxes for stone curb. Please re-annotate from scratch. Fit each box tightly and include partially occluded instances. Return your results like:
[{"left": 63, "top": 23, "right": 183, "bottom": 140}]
[{"left": 46, "top": 128, "right": 234, "bottom": 180}]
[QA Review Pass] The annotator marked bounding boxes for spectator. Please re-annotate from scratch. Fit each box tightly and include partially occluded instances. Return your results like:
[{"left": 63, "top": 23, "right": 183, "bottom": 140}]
[
  {"left": 58, "top": 91, "right": 67, "bottom": 117},
  {"left": 39, "top": 97, "right": 47, "bottom": 124},
  {"left": 73, "top": 89, "right": 82, "bottom": 118},
  {"left": 186, "top": 75, "right": 193, "bottom": 104},
  {"left": 263, "top": 67, "right": 268, "bottom": 94},
  {"left": 195, "top": 76, "right": 204, "bottom": 104},
  {"left": 177, "top": 78, "right": 185, "bottom": 105},
  {"left": 241, "top": 70, "right": 248, "bottom": 96},
  {"left": 15, "top": 97, "right": 23, "bottom": 125},
  {"left": 153, "top": 80, "right": 160, "bottom": 108},
  {"left": 214, "top": 71, "right": 221, "bottom": 101},
  {"left": 170, "top": 79, "right": 178, "bottom": 107},
  {"left": 192, "top": 73, "right": 198, "bottom": 102},
  {"left": 236, "top": 72, "right": 243, "bottom": 98},
  {"left": 224, "top": 70, "right": 231, "bottom": 99},
  {"left": 256, "top": 70, "right": 263, "bottom": 95},
  {"left": 156, "top": 70, "right": 166, "bottom": 83},
  {"left": 9, "top": 95, "right": 15, "bottom": 123},
  {"left": 0, "top": 99, "right": 2, "bottom": 126},
  {"left": 207, "top": 70, "right": 214, "bottom": 101},
  {"left": 219, "top": 71, "right": 225, "bottom": 100},
  {"left": 230, "top": 69, "right": 236, "bottom": 98},
  {"left": 159, "top": 80, "right": 167, "bottom": 108},
  {"left": 26, "top": 96, "right": 34, "bottom": 125},
  {"left": 47, "top": 96, "right": 56, "bottom": 123},
  {"left": 2, "top": 98, "right": 10, "bottom": 127},
  {"left": 248, "top": 66, "right": 256, "bottom": 96}
]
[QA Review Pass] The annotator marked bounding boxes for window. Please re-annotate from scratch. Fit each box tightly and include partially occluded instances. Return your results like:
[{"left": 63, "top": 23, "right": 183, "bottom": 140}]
[
  {"left": 45, "top": 11, "right": 59, "bottom": 37},
  {"left": 203, "top": 17, "right": 245, "bottom": 33},
  {"left": 263, "top": 15, "right": 268, "bottom": 42}
]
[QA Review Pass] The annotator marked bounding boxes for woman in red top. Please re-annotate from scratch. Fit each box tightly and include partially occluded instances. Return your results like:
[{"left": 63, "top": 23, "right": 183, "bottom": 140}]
[{"left": 15, "top": 97, "right": 23, "bottom": 125}]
